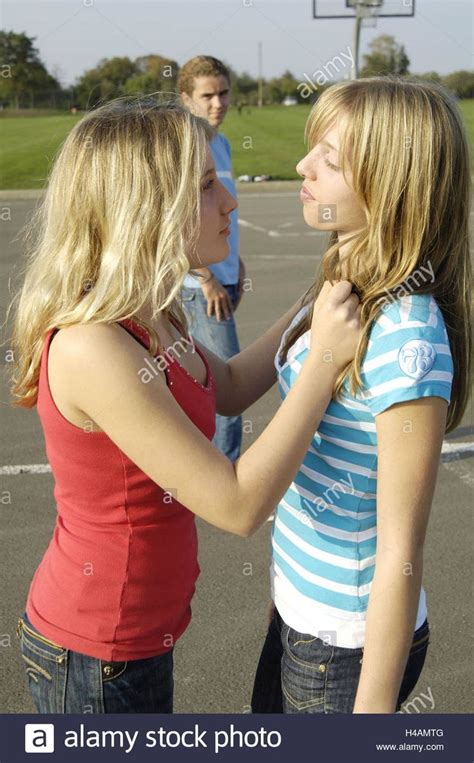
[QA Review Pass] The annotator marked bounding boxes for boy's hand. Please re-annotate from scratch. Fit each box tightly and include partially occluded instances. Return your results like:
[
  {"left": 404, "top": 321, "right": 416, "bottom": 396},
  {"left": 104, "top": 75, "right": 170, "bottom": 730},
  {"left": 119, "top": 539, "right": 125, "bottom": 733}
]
[{"left": 202, "top": 276, "right": 233, "bottom": 321}]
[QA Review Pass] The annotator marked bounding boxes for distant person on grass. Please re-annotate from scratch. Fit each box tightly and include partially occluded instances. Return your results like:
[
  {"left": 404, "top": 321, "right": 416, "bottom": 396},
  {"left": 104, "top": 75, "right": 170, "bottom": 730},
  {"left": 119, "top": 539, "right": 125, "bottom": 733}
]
[{"left": 179, "top": 55, "right": 244, "bottom": 462}]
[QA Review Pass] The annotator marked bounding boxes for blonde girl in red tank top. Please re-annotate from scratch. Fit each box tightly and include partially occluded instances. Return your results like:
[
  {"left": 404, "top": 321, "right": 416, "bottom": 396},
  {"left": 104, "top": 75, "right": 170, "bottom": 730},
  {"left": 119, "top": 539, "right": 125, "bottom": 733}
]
[{"left": 7, "top": 97, "right": 361, "bottom": 713}]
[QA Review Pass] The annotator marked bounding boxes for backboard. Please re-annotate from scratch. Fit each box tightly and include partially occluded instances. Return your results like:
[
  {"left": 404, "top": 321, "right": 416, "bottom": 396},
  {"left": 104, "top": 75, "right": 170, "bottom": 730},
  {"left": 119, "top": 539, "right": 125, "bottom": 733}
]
[{"left": 313, "top": 0, "right": 415, "bottom": 18}]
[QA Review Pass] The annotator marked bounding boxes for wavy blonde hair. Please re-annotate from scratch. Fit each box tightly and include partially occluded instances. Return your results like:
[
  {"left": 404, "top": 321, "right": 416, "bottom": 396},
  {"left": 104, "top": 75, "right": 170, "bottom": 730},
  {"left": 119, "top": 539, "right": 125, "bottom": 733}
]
[
  {"left": 6, "top": 96, "right": 214, "bottom": 409},
  {"left": 281, "top": 77, "right": 472, "bottom": 433}
]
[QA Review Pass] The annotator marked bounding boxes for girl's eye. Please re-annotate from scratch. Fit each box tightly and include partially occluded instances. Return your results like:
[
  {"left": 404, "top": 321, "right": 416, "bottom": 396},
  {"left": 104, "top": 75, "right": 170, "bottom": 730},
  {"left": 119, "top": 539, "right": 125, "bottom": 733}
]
[
  {"left": 324, "top": 158, "right": 340, "bottom": 171},
  {"left": 202, "top": 179, "right": 215, "bottom": 191}
]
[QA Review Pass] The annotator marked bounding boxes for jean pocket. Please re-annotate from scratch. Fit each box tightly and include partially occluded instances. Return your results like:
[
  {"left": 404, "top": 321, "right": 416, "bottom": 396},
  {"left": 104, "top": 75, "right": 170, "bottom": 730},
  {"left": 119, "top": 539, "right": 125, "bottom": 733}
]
[
  {"left": 281, "top": 624, "right": 333, "bottom": 712},
  {"left": 283, "top": 624, "right": 334, "bottom": 672},
  {"left": 17, "top": 616, "right": 67, "bottom": 670},
  {"left": 18, "top": 615, "right": 68, "bottom": 712}
]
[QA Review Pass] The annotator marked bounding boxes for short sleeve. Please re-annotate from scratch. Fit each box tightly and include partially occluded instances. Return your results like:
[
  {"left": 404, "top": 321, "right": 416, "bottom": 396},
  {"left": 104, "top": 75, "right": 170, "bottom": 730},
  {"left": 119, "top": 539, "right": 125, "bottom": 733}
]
[
  {"left": 274, "top": 304, "right": 309, "bottom": 373},
  {"left": 360, "top": 296, "right": 453, "bottom": 416}
]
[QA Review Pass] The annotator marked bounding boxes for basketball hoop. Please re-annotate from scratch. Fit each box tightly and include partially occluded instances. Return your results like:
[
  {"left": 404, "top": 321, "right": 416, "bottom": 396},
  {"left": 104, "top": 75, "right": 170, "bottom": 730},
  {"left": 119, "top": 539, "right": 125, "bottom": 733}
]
[
  {"left": 347, "top": 0, "right": 382, "bottom": 8},
  {"left": 314, "top": 0, "right": 415, "bottom": 18},
  {"left": 346, "top": 0, "right": 383, "bottom": 19},
  {"left": 347, "top": 1, "right": 382, "bottom": 27},
  {"left": 313, "top": 0, "right": 415, "bottom": 77}
]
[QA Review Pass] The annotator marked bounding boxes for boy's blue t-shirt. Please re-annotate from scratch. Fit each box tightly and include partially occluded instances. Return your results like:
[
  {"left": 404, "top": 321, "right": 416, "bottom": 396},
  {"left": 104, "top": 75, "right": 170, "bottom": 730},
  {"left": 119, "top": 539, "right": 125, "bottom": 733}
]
[
  {"left": 271, "top": 293, "right": 453, "bottom": 648},
  {"left": 184, "top": 132, "right": 239, "bottom": 288}
]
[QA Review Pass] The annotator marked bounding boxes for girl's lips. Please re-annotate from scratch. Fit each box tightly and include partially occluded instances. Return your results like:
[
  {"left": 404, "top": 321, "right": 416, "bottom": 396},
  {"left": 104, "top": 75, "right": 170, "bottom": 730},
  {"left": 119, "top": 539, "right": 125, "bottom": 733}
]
[
  {"left": 300, "top": 184, "right": 316, "bottom": 202},
  {"left": 219, "top": 226, "right": 231, "bottom": 235}
]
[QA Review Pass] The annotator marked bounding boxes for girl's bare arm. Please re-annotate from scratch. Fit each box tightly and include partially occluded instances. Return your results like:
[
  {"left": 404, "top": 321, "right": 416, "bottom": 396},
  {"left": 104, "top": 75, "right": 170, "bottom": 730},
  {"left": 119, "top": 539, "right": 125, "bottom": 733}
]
[
  {"left": 58, "top": 283, "right": 359, "bottom": 538},
  {"left": 353, "top": 396, "right": 447, "bottom": 713},
  {"left": 194, "top": 295, "right": 306, "bottom": 416}
]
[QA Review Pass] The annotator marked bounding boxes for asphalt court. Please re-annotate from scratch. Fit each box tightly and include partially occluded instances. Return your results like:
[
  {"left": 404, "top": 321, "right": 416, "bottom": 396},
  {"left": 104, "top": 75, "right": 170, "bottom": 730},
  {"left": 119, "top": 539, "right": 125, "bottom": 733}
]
[{"left": 0, "top": 188, "right": 472, "bottom": 713}]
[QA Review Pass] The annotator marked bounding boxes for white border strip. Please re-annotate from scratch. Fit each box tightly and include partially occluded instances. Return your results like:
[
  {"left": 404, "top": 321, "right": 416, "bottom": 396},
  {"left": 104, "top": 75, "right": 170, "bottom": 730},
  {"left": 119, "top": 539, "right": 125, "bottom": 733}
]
[{"left": 1, "top": 442, "right": 472, "bottom": 477}]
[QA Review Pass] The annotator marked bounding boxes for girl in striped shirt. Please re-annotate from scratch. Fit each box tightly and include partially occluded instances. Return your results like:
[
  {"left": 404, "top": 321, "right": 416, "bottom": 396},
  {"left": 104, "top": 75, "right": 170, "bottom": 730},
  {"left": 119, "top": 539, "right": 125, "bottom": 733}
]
[{"left": 251, "top": 77, "right": 471, "bottom": 714}]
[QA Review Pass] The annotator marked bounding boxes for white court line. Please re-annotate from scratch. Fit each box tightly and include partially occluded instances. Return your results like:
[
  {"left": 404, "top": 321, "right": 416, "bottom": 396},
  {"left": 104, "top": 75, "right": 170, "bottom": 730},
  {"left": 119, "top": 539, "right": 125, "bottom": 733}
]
[
  {"left": 2, "top": 442, "right": 472, "bottom": 478},
  {"left": 239, "top": 217, "right": 323, "bottom": 238},
  {"left": 0, "top": 464, "right": 52, "bottom": 475},
  {"left": 440, "top": 441, "right": 474, "bottom": 461},
  {"left": 238, "top": 219, "right": 268, "bottom": 234}
]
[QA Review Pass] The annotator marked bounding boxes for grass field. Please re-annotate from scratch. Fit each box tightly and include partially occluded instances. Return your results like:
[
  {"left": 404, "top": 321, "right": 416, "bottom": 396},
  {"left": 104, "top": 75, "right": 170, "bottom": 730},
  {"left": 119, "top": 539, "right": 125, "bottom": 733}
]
[{"left": 1, "top": 101, "right": 473, "bottom": 189}]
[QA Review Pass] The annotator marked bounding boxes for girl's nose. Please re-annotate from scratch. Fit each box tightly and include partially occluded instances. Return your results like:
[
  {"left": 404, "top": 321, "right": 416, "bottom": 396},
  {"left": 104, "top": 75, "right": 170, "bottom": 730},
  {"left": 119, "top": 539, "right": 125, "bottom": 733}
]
[
  {"left": 297, "top": 149, "right": 317, "bottom": 180},
  {"left": 222, "top": 184, "right": 237, "bottom": 214},
  {"left": 296, "top": 157, "right": 306, "bottom": 177}
]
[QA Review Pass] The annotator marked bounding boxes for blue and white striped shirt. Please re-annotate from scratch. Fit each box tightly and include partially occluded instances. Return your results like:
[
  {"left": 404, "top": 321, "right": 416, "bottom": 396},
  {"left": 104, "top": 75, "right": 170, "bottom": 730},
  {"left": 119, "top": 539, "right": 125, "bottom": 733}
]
[{"left": 271, "top": 293, "right": 453, "bottom": 648}]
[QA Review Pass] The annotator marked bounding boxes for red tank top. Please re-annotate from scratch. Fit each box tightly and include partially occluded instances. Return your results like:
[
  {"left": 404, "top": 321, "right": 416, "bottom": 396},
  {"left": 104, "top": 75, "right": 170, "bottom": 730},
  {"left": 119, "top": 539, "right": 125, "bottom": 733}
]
[{"left": 26, "top": 318, "right": 216, "bottom": 660}]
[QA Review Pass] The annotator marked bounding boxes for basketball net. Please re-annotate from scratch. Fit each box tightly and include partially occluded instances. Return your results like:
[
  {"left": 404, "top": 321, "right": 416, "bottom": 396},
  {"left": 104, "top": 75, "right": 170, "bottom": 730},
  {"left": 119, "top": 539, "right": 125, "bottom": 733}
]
[{"left": 354, "top": 1, "right": 382, "bottom": 27}]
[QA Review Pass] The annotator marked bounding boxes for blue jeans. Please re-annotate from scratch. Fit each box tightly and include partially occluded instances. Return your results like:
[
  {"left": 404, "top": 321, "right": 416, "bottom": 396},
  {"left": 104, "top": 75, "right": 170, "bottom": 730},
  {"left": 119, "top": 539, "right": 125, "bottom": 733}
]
[
  {"left": 181, "top": 283, "right": 242, "bottom": 462},
  {"left": 17, "top": 611, "right": 174, "bottom": 713},
  {"left": 251, "top": 607, "right": 430, "bottom": 713}
]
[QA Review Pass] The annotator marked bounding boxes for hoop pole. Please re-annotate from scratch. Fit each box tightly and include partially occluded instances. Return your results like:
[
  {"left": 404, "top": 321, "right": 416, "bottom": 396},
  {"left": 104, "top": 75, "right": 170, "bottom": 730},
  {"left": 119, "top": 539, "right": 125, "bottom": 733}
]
[{"left": 351, "top": 12, "right": 362, "bottom": 78}]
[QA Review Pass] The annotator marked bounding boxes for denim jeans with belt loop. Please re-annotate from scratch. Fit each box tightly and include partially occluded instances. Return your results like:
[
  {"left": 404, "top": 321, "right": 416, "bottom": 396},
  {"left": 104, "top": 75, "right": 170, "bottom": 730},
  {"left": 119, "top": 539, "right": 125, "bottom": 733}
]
[
  {"left": 251, "top": 606, "right": 430, "bottom": 713},
  {"left": 17, "top": 610, "right": 174, "bottom": 713}
]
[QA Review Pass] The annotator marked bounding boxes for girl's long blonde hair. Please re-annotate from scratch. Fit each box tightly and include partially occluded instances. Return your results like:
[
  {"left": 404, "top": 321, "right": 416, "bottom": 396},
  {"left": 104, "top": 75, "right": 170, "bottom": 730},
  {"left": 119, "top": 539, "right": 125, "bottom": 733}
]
[
  {"left": 281, "top": 77, "right": 471, "bottom": 433},
  {"left": 6, "top": 96, "right": 214, "bottom": 409}
]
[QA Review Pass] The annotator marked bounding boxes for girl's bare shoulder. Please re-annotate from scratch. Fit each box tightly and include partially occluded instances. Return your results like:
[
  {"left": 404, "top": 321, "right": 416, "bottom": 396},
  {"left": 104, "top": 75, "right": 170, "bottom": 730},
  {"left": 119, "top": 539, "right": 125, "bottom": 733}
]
[
  {"left": 47, "top": 322, "right": 162, "bottom": 432},
  {"left": 49, "top": 321, "right": 156, "bottom": 373},
  {"left": 49, "top": 320, "right": 164, "bottom": 384}
]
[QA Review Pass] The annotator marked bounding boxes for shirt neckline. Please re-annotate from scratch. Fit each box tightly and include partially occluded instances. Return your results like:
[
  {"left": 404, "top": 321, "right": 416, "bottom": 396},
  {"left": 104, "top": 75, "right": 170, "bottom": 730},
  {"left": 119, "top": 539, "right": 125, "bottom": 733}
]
[{"left": 121, "top": 318, "right": 214, "bottom": 394}]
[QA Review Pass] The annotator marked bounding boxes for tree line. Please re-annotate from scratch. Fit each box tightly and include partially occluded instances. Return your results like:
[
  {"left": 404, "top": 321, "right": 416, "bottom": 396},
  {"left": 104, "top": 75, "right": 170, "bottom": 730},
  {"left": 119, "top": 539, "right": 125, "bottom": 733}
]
[{"left": 0, "top": 30, "right": 473, "bottom": 110}]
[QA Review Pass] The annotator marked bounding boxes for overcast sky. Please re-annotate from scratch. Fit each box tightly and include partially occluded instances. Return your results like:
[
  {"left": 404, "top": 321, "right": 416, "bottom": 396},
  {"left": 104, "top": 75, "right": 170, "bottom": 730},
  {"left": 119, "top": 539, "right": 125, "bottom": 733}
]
[{"left": 2, "top": 0, "right": 473, "bottom": 87}]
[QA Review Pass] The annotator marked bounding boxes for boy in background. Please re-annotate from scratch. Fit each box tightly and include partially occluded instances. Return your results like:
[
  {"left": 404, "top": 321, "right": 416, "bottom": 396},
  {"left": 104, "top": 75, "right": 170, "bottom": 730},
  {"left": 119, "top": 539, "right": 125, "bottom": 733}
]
[{"left": 179, "top": 56, "right": 245, "bottom": 462}]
